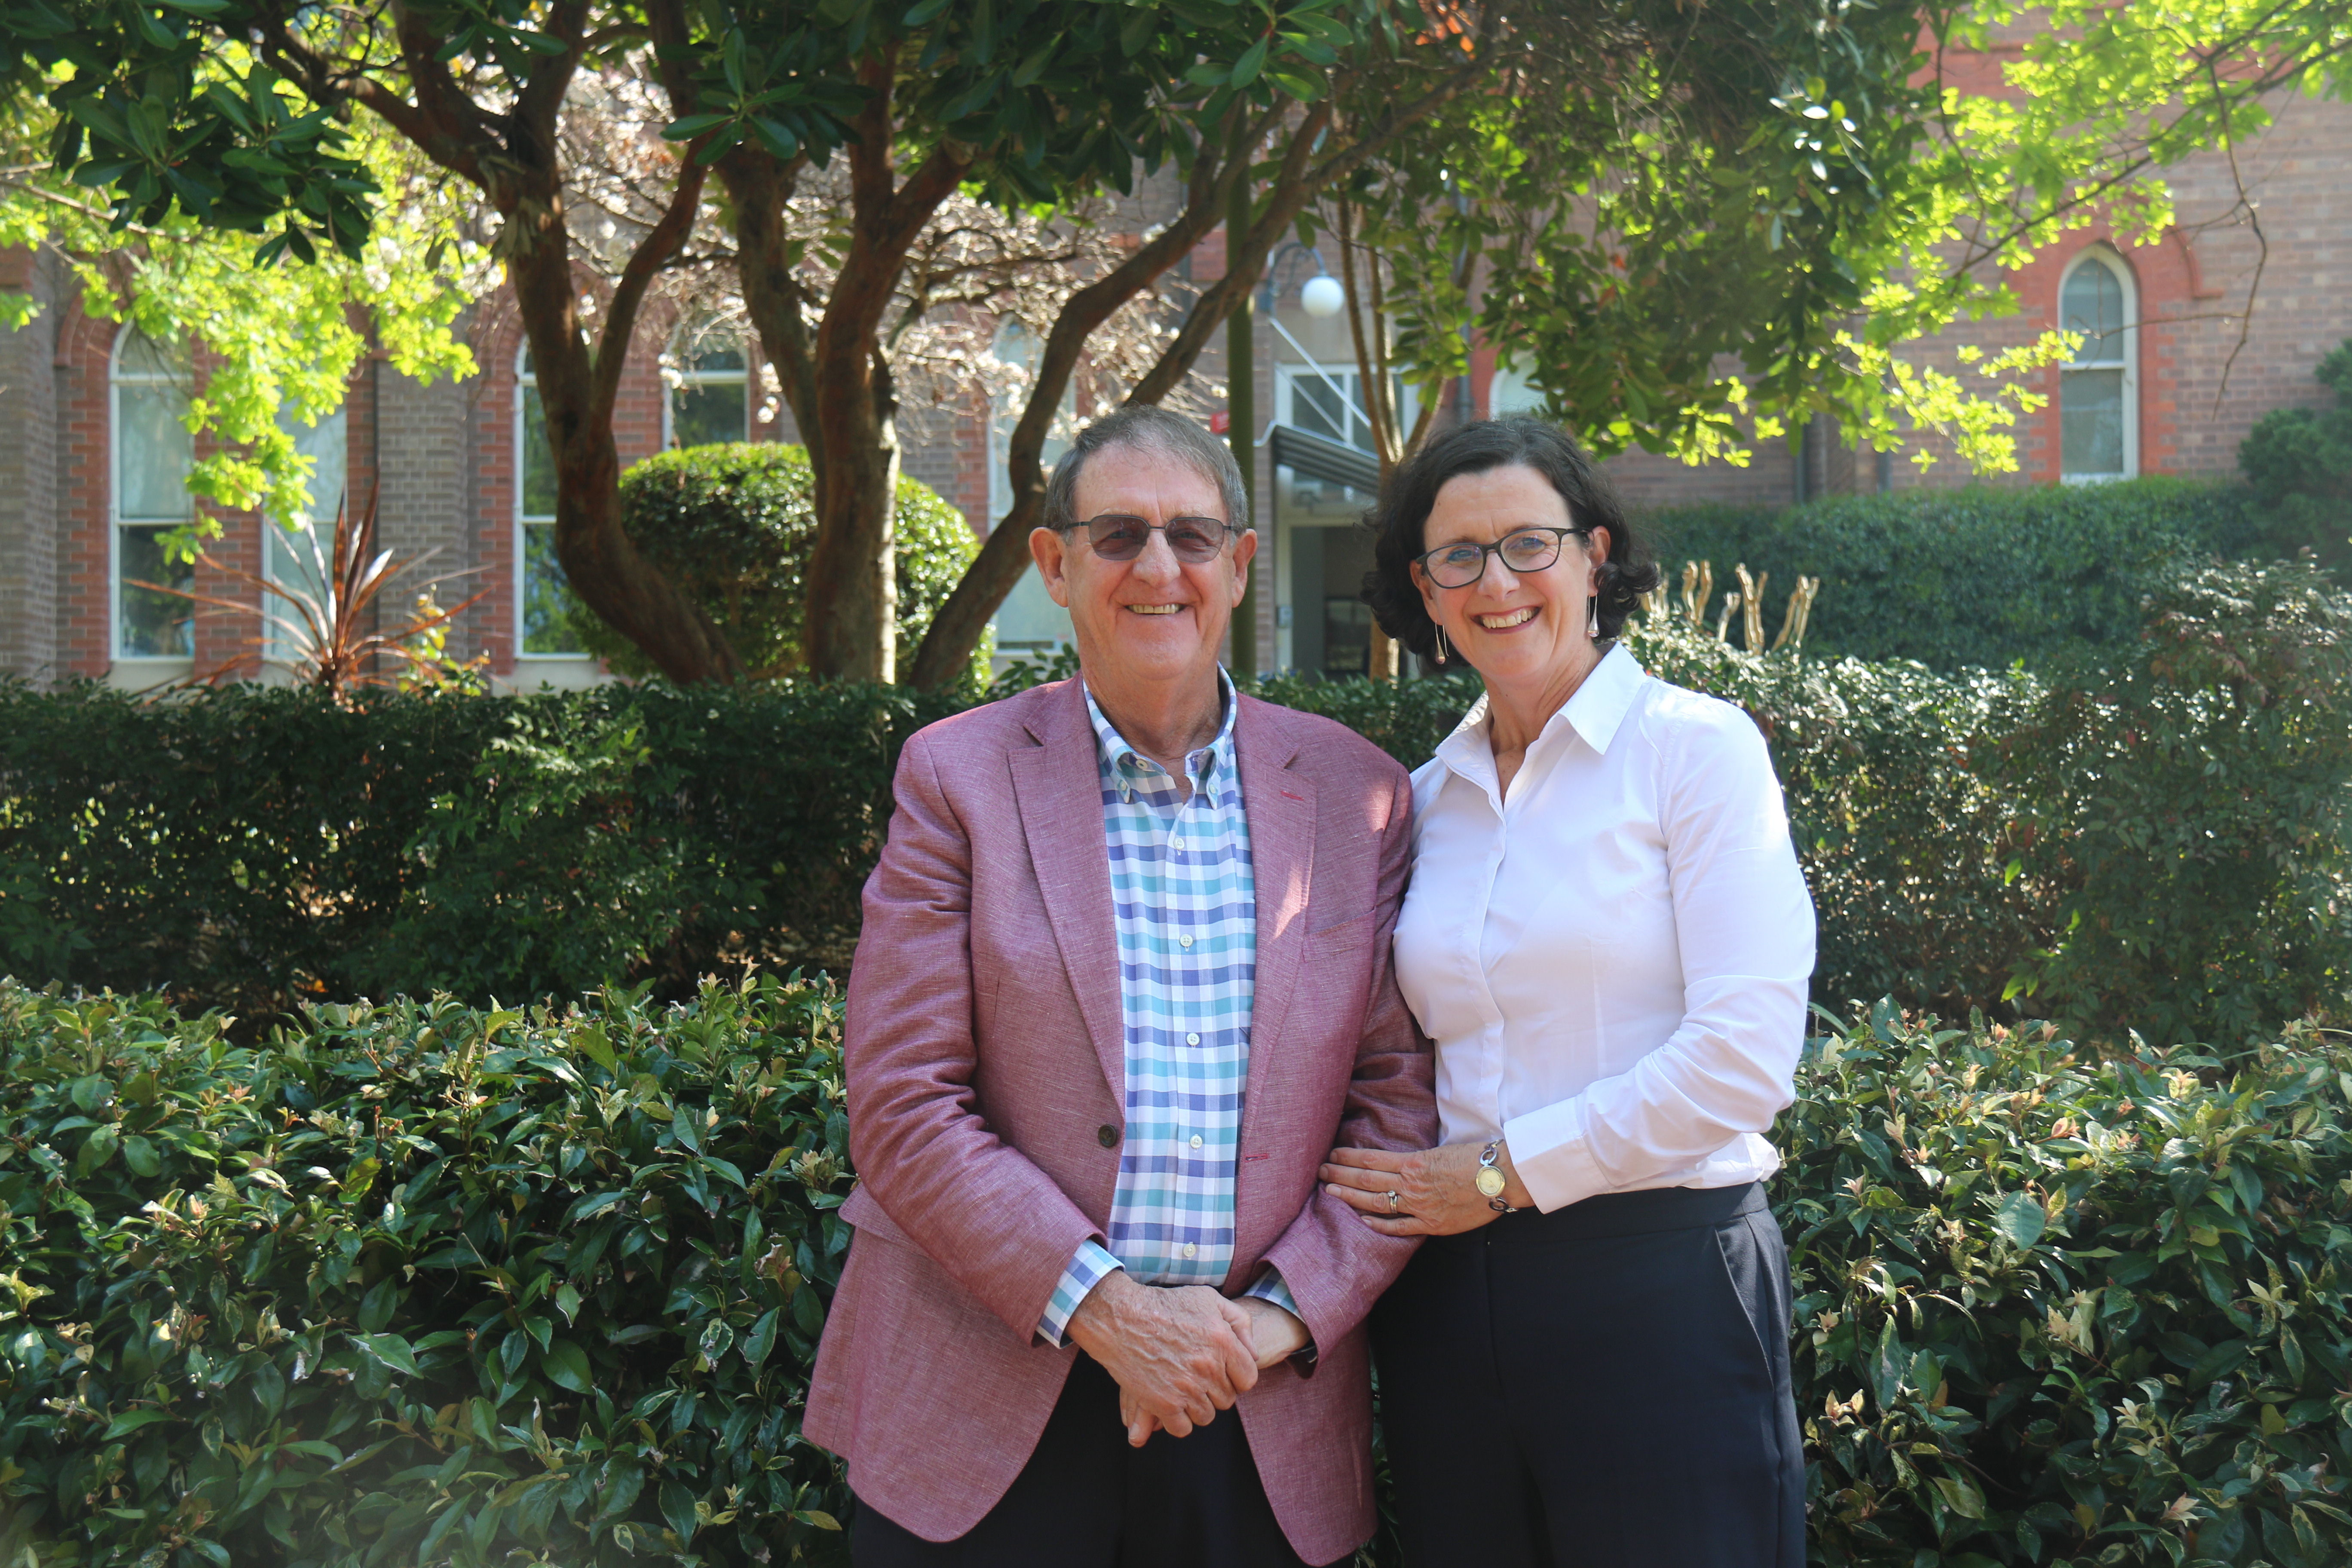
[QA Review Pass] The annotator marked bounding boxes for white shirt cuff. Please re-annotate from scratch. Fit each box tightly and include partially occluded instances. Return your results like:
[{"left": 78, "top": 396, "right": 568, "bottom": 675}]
[
  {"left": 1503, "top": 1097, "right": 1614, "bottom": 1213},
  {"left": 1036, "top": 1240, "right": 1122, "bottom": 1346}
]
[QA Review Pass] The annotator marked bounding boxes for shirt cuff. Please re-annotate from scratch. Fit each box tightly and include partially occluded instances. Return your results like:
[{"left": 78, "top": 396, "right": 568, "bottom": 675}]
[
  {"left": 1503, "top": 1098, "right": 1614, "bottom": 1213},
  {"left": 1243, "top": 1266, "right": 1302, "bottom": 1321},
  {"left": 1036, "top": 1240, "right": 1122, "bottom": 1347}
]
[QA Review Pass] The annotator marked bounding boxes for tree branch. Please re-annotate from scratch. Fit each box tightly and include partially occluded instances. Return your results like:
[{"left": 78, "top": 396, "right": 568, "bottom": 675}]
[{"left": 591, "top": 150, "right": 707, "bottom": 424}]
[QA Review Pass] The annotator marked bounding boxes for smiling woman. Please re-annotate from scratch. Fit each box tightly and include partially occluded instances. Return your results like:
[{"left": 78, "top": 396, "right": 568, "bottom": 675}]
[{"left": 1341, "top": 416, "right": 1813, "bottom": 1568}]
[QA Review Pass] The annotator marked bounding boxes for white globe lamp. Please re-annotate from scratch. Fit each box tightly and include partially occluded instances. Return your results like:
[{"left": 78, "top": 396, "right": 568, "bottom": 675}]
[{"left": 1299, "top": 274, "right": 1346, "bottom": 318}]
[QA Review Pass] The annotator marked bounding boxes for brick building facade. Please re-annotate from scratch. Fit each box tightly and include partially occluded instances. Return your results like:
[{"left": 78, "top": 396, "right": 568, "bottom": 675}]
[{"left": 2, "top": 84, "right": 2346, "bottom": 689}]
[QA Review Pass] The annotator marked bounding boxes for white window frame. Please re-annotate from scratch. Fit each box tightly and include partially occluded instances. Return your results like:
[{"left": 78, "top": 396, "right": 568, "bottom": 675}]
[
  {"left": 2058, "top": 246, "right": 2138, "bottom": 484},
  {"left": 109, "top": 328, "right": 196, "bottom": 668},
  {"left": 986, "top": 321, "right": 1075, "bottom": 657},
  {"left": 664, "top": 343, "right": 751, "bottom": 448}
]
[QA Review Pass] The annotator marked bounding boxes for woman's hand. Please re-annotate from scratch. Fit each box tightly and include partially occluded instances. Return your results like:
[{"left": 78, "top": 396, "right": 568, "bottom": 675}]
[{"left": 1320, "top": 1141, "right": 1536, "bottom": 1236}]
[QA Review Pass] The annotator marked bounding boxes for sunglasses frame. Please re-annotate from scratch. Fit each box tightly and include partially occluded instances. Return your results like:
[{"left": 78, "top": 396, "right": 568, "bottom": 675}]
[{"left": 1054, "top": 512, "right": 1237, "bottom": 564}]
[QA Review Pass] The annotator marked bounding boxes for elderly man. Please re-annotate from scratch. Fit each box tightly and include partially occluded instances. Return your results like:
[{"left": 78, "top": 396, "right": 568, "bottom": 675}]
[{"left": 803, "top": 406, "right": 1435, "bottom": 1566}]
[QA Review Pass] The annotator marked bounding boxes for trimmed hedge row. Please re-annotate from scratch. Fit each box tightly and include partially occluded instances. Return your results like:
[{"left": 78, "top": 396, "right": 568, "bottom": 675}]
[
  {"left": 1641, "top": 477, "right": 2268, "bottom": 671},
  {"left": 7, "top": 980, "right": 2352, "bottom": 1568},
  {"left": 3, "top": 557, "right": 2348, "bottom": 1041}
]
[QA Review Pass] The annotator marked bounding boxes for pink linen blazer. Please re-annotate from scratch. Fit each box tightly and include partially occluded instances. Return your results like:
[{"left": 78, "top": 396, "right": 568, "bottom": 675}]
[{"left": 802, "top": 676, "right": 1436, "bottom": 1566}]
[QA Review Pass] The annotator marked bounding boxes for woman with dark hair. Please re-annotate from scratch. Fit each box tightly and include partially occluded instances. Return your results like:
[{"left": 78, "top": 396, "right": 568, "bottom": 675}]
[{"left": 1318, "top": 417, "right": 1815, "bottom": 1567}]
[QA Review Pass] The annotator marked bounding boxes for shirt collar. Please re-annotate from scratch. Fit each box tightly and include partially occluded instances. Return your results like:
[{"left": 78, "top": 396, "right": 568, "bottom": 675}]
[
  {"left": 1434, "top": 642, "right": 1645, "bottom": 788},
  {"left": 1082, "top": 668, "right": 1240, "bottom": 804}
]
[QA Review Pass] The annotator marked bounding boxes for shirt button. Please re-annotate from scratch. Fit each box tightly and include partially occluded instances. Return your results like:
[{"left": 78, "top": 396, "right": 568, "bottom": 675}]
[
  {"left": 1182, "top": 1243, "right": 1198, "bottom": 1259},
  {"left": 1189, "top": 1134, "right": 1204, "bottom": 1150},
  {"left": 1179, "top": 934, "right": 1194, "bottom": 949},
  {"left": 1186, "top": 1032, "right": 1200, "bottom": 1045}
]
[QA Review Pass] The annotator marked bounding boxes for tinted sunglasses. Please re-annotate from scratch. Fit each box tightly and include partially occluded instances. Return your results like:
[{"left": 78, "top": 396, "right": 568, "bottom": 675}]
[{"left": 1057, "top": 513, "right": 1236, "bottom": 564}]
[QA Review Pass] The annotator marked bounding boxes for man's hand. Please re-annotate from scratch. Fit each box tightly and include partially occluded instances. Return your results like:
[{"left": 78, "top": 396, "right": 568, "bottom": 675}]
[
  {"left": 1066, "top": 1272, "right": 1258, "bottom": 1447},
  {"left": 1236, "top": 1295, "right": 1310, "bottom": 1368}
]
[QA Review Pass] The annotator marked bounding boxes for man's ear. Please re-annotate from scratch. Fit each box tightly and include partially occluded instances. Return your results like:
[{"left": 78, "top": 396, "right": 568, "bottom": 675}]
[
  {"left": 1229, "top": 528, "right": 1258, "bottom": 605},
  {"left": 1032, "top": 527, "right": 1073, "bottom": 609}
]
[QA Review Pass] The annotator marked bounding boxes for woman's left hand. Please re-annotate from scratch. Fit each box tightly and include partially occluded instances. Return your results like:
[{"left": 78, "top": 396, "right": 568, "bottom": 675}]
[{"left": 1320, "top": 1142, "right": 1535, "bottom": 1237}]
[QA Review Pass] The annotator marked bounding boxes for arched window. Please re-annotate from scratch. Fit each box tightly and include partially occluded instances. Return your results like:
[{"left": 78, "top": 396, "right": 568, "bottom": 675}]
[
  {"left": 2059, "top": 248, "right": 2136, "bottom": 481},
  {"left": 515, "top": 347, "right": 582, "bottom": 654},
  {"left": 668, "top": 345, "right": 750, "bottom": 447},
  {"left": 111, "top": 329, "right": 195, "bottom": 660}
]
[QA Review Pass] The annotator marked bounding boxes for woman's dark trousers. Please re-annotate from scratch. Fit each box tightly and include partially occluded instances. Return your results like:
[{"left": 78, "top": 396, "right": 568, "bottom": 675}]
[{"left": 1371, "top": 1182, "right": 1804, "bottom": 1568}]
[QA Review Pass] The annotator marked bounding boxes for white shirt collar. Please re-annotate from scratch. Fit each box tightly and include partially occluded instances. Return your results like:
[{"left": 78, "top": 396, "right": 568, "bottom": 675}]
[{"left": 1434, "top": 642, "right": 1645, "bottom": 791}]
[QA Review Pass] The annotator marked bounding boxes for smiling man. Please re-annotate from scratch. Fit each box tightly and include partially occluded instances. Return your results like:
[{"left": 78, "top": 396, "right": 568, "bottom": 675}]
[{"left": 804, "top": 406, "right": 1436, "bottom": 1567}]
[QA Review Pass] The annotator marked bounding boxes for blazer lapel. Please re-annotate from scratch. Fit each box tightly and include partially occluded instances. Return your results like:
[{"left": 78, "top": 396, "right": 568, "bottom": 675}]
[
  {"left": 1236, "top": 698, "right": 1315, "bottom": 1144},
  {"left": 1008, "top": 679, "right": 1129, "bottom": 1106}
]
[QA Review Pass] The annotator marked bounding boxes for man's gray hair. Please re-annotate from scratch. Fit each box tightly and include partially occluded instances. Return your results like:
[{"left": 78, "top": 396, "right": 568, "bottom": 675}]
[{"left": 1041, "top": 406, "right": 1251, "bottom": 535}]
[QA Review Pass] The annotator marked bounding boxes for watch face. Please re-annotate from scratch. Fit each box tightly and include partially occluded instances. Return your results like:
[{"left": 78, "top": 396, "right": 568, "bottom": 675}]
[{"left": 1475, "top": 1167, "right": 1507, "bottom": 1198}]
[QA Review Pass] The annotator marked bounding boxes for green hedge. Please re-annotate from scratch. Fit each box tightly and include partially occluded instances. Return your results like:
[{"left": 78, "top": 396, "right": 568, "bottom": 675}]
[
  {"left": 0, "top": 680, "right": 960, "bottom": 1018},
  {"left": 8, "top": 980, "right": 2352, "bottom": 1568},
  {"left": 1641, "top": 478, "right": 2267, "bottom": 671},
  {"left": 566, "top": 445, "right": 989, "bottom": 689},
  {"left": 4, "top": 558, "right": 2348, "bottom": 1041}
]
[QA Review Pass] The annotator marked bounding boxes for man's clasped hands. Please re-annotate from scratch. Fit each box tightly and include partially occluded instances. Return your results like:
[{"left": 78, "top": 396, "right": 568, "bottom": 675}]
[{"left": 1064, "top": 1272, "right": 1310, "bottom": 1447}]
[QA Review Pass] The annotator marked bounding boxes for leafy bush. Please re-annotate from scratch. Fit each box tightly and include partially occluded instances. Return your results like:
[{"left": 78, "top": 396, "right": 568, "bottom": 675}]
[
  {"left": 1641, "top": 478, "right": 2266, "bottom": 671},
  {"left": 2238, "top": 338, "right": 2352, "bottom": 570},
  {"left": 0, "top": 680, "right": 958, "bottom": 1017},
  {"left": 0, "top": 974, "right": 854, "bottom": 1568},
  {"left": 1786, "top": 1002, "right": 2352, "bottom": 1568},
  {"left": 1997, "top": 560, "right": 2352, "bottom": 1044},
  {"left": 12, "top": 982, "right": 2352, "bottom": 1568},
  {"left": 565, "top": 445, "right": 986, "bottom": 687}
]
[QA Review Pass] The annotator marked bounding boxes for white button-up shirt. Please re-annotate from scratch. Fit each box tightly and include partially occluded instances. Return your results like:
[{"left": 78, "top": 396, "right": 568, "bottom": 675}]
[{"left": 1393, "top": 643, "right": 1815, "bottom": 1213}]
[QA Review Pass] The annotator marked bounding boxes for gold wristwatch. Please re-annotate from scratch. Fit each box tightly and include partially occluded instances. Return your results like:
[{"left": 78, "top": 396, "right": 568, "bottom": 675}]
[{"left": 1475, "top": 1139, "right": 1517, "bottom": 1213}]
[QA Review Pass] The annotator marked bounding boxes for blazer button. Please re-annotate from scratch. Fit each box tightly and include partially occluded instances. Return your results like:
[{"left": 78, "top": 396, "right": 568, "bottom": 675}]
[{"left": 1098, "top": 1124, "right": 1121, "bottom": 1148}]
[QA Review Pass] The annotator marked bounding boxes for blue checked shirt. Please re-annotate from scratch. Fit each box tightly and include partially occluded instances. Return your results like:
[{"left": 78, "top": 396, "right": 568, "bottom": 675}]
[{"left": 1035, "top": 674, "right": 1302, "bottom": 1345}]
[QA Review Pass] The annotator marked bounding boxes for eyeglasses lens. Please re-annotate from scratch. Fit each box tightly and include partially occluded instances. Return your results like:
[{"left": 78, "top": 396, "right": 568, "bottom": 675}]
[{"left": 1500, "top": 532, "right": 1562, "bottom": 573}]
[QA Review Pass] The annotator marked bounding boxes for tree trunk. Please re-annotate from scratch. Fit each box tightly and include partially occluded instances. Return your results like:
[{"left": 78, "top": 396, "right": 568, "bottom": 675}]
[
  {"left": 803, "top": 358, "right": 901, "bottom": 683},
  {"left": 498, "top": 129, "right": 743, "bottom": 686}
]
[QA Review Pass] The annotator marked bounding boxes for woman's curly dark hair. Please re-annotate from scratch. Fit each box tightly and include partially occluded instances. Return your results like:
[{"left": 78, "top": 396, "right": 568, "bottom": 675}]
[{"left": 1362, "top": 416, "right": 1659, "bottom": 660}]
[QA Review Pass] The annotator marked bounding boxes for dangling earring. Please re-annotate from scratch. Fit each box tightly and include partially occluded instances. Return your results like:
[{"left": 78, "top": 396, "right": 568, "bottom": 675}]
[
  {"left": 1586, "top": 591, "right": 1601, "bottom": 640},
  {"left": 1433, "top": 625, "right": 1450, "bottom": 665}
]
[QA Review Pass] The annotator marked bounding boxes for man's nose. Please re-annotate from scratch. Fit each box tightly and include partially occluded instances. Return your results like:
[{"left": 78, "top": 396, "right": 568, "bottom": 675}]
[{"left": 1129, "top": 525, "right": 1184, "bottom": 582}]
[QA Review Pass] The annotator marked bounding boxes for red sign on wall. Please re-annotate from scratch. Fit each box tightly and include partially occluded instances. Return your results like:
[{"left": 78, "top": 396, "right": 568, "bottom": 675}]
[{"left": 1209, "top": 410, "right": 1231, "bottom": 434}]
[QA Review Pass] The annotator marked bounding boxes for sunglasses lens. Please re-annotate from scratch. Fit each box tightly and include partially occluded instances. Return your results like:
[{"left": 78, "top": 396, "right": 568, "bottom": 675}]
[
  {"left": 1165, "top": 521, "right": 1222, "bottom": 561},
  {"left": 1087, "top": 517, "right": 1149, "bottom": 559}
]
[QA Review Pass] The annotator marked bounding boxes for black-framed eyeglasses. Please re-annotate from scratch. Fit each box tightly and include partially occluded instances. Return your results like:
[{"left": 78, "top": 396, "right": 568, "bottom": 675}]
[
  {"left": 1414, "top": 527, "right": 1586, "bottom": 590},
  {"left": 1054, "top": 513, "right": 1236, "bottom": 564}
]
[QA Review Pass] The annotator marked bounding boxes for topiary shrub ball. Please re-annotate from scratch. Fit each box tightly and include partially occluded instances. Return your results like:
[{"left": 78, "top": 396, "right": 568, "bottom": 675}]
[{"left": 568, "top": 443, "right": 985, "bottom": 682}]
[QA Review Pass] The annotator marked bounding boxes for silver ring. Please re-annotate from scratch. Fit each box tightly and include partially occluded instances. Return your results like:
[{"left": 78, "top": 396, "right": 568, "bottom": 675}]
[{"left": 1385, "top": 1190, "right": 1401, "bottom": 1212}]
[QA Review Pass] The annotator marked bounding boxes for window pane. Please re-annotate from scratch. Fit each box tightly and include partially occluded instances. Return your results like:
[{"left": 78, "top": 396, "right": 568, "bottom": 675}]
[
  {"left": 118, "top": 524, "right": 193, "bottom": 658},
  {"left": 277, "top": 405, "right": 348, "bottom": 530},
  {"left": 521, "top": 385, "right": 558, "bottom": 519},
  {"left": 2061, "top": 367, "right": 2125, "bottom": 476},
  {"left": 263, "top": 523, "right": 330, "bottom": 664},
  {"left": 521, "top": 521, "right": 582, "bottom": 654},
  {"left": 1292, "top": 374, "right": 1348, "bottom": 443},
  {"left": 672, "top": 380, "right": 748, "bottom": 448},
  {"left": 688, "top": 348, "right": 746, "bottom": 374},
  {"left": 116, "top": 381, "right": 193, "bottom": 521},
  {"left": 2062, "top": 263, "right": 2125, "bottom": 363}
]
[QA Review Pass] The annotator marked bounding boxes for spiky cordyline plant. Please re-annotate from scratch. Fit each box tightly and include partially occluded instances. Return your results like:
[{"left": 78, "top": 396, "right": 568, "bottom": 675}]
[{"left": 130, "top": 486, "right": 489, "bottom": 702}]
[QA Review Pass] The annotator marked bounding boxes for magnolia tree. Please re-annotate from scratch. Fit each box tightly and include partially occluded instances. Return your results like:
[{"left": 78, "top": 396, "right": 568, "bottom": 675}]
[{"left": 13, "top": 0, "right": 2338, "bottom": 688}]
